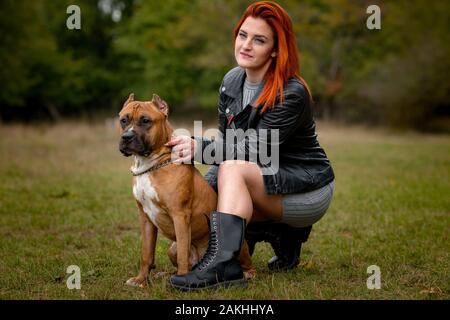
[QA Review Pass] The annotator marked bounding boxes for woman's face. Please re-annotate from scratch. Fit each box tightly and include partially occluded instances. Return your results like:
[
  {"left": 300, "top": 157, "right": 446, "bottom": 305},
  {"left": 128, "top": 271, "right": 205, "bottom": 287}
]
[{"left": 234, "top": 16, "right": 276, "bottom": 73}]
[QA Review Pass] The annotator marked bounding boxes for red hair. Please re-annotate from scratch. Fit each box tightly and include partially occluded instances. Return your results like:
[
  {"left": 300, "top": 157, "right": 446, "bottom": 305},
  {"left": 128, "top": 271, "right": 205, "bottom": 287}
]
[{"left": 233, "top": 1, "right": 311, "bottom": 113}]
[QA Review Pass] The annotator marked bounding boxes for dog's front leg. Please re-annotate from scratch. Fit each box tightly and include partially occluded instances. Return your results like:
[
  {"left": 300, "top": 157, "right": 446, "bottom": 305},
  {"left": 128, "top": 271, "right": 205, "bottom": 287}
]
[
  {"left": 126, "top": 202, "right": 157, "bottom": 288},
  {"left": 239, "top": 240, "right": 257, "bottom": 280},
  {"left": 172, "top": 213, "right": 191, "bottom": 275}
]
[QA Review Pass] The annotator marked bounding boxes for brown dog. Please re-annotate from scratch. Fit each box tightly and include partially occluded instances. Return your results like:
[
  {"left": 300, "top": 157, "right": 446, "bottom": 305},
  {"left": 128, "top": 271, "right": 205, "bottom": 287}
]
[{"left": 118, "top": 94, "right": 254, "bottom": 287}]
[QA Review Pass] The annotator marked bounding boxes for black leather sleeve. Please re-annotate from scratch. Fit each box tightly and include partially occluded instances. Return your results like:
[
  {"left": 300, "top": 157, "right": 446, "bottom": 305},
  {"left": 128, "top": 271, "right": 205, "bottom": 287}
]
[{"left": 194, "top": 83, "right": 307, "bottom": 165}]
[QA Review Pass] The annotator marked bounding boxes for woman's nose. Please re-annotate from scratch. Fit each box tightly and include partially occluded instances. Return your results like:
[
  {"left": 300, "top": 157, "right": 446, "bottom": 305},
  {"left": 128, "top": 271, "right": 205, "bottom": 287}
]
[{"left": 243, "top": 38, "right": 252, "bottom": 50}]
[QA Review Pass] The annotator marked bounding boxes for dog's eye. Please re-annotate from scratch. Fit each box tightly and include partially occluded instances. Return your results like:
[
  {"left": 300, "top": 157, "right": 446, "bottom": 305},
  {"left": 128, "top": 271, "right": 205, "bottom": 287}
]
[
  {"left": 120, "top": 118, "right": 127, "bottom": 125},
  {"left": 141, "top": 118, "right": 151, "bottom": 125}
]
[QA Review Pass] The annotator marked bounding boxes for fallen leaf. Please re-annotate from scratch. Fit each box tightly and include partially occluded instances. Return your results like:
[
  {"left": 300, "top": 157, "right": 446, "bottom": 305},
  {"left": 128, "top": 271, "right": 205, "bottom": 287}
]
[{"left": 420, "top": 287, "right": 442, "bottom": 294}]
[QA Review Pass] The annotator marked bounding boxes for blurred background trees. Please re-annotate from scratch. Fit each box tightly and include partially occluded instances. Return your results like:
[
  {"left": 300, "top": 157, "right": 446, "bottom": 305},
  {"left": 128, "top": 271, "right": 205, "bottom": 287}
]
[{"left": 0, "top": 0, "right": 448, "bottom": 131}]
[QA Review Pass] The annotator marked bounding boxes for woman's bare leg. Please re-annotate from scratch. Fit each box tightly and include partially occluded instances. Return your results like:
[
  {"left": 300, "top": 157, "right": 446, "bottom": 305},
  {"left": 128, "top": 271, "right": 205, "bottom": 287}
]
[{"left": 217, "top": 160, "right": 283, "bottom": 223}]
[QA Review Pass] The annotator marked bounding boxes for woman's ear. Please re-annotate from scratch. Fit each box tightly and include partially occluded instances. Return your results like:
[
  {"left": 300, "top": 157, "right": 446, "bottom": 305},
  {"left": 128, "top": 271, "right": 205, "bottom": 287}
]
[{"left": 271, "top": 52, "right": 277, "bottom": 58}]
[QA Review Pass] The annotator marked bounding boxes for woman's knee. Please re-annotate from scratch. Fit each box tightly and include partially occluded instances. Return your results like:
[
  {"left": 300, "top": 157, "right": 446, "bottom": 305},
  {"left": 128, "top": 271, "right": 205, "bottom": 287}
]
[{"left": 217, "top": 160, "right": 247, "bottom": 183}]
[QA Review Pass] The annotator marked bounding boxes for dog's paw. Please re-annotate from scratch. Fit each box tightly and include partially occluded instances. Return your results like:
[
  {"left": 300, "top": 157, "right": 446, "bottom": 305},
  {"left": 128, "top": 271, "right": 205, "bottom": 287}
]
[
  {"left": 125, "top": 276, "right": 147, "bottom": 288},
  {"left": 244, "top": 269, "right": 257, "bottom": 281}
]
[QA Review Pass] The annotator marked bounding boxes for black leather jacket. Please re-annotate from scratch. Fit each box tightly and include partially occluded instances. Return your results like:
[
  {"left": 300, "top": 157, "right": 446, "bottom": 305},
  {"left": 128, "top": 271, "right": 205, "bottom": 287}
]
[{"left": 195, "top": 67, "right": 335, "bottom": 195}]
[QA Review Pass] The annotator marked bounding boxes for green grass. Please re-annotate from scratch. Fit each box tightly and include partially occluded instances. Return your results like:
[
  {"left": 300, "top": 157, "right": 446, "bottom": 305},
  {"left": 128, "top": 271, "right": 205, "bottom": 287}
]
[{"left": 0, "top": 121, "right": 449, "bottom": 299}]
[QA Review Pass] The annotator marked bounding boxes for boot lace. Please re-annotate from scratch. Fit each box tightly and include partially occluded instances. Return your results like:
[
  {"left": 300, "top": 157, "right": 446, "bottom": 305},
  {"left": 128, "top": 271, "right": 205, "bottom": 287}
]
[{"left": 193, "top": 215, "right": 219, "bottom": 271}]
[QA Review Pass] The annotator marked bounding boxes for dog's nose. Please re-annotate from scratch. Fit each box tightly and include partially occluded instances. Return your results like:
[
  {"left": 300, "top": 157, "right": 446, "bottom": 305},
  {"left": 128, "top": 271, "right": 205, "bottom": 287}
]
[{"left": 121, "top": 130, "right": 135, "bottom": 142}]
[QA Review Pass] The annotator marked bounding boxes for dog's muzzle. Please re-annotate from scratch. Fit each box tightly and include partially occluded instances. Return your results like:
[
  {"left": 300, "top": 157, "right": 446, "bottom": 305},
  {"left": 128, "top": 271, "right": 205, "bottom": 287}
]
[
  {"left": 119, "top": 131, "right": 151, "bottom": 157},
  {"left": 121, "top": 130, "right": 135, "bottom": 142},
  {"left": 119, "top": 131, "right": 135, "bottom": 157}
]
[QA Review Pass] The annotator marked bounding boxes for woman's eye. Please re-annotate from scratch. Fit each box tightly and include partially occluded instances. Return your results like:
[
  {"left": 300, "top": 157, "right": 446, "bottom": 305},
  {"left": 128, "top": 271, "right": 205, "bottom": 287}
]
[
  {"left": 239, "top": 33, "right": 246, "bottom": 39},
  {"left": 255, "top": 38, "right": 265, "bottom": 44}
]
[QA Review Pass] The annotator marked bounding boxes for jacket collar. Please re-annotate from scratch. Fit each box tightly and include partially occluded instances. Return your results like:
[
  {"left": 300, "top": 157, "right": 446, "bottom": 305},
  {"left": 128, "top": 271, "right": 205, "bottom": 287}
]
[
  {"left": 221, "top": 66, "right": 265, "bottom": 110},
  {"left": 221, "top": 67, "right": 246, "bottom": 99}
]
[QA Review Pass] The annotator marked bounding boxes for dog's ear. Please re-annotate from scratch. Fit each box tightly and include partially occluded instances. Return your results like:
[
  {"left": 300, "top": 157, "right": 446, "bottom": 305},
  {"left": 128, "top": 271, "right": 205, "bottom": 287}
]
[
  {"left": 152, "top": 94, "right": 169, "bottom": 116},
  {"left": 124, "top": 93, "right": 134, "bottom": 106}
]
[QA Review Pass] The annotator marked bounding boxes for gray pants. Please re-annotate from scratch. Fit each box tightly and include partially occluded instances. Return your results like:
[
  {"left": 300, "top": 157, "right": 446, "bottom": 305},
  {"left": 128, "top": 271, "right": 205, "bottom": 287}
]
[{"left": 281, "top": 180, "right": 335, "bottom": 228}]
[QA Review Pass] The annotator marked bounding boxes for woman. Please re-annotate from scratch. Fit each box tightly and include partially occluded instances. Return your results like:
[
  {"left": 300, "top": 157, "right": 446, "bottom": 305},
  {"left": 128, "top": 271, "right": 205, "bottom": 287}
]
[{"left": 166, "top": 1, "right": 335, "bottom": 291}]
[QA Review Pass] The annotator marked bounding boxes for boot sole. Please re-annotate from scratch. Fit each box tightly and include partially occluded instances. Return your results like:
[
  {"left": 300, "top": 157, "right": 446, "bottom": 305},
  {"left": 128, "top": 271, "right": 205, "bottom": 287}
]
[
  {"left": 268, "top": 259, "right": 299, "bottom": 271},
  {"left": 170, "top": 278, "right": 247, "bottom": 292}
]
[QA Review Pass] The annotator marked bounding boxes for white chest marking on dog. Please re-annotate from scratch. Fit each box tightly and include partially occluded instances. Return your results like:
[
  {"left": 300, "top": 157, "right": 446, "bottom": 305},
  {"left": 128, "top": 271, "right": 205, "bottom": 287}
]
[{"left": 133, "top": 174, "right": 161, "bottom": 228}]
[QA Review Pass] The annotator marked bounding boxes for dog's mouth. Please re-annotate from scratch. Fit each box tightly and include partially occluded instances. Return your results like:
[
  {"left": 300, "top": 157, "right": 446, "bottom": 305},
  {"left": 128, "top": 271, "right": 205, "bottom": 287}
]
[
  {"left": 119, "top": 148, "right": 133, "bottom": 157},
  {"left": 119, "top": 143, "right": 151, "bottom": 158},
  {"left": 140, "top": 149, "right": 151, "bottom": 157}
]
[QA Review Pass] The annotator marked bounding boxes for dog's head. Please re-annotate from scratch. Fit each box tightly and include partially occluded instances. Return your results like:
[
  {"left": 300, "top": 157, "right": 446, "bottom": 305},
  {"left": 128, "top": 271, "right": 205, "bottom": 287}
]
[{"left": 118, "top": 93, "right": 172, "bottom": 157}]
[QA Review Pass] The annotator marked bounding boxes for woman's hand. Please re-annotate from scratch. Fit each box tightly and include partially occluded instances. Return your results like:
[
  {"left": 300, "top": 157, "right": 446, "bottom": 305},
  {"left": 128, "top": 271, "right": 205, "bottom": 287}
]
[{"left": 165, "top": 135, "right": 198, "bottom": 164}]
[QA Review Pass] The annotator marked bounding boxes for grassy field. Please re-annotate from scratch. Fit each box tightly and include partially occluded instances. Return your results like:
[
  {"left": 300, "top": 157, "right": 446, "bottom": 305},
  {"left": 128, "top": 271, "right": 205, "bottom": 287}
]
[{"left": 0, "top": 121, "right": 448, "bottom": 300}]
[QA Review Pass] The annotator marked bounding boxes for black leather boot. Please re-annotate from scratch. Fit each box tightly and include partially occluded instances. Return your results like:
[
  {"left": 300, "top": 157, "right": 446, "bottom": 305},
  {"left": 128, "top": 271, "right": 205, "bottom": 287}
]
[
  {"left": 245, "top": 221, "right": 276, "bottom": 256},
  {"left": 267, "top": 224, "right": 312, "bottom": 271},
  {"left": 245, "top": 221, "right": 312, "bottom": 271},
  {"left": 169, "top": 211, "right": 247, "bottom": 291}
]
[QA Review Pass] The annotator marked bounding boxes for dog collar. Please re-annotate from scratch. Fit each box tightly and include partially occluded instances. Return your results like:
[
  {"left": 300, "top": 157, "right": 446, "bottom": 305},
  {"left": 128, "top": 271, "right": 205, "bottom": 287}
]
[{"left": 131, "top": 159, "right": 173, "bottom": 176}]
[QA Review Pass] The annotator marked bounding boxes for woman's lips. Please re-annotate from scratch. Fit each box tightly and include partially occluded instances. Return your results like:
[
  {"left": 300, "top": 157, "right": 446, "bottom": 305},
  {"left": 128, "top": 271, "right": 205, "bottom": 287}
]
[{"left": 240, "top": 52, "right": 253, "bottom": 59}]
